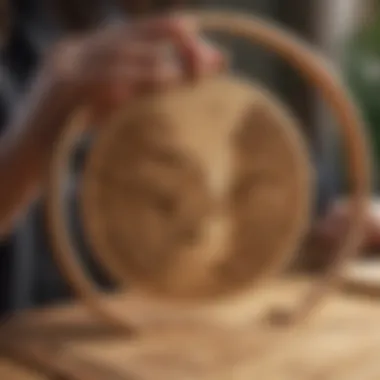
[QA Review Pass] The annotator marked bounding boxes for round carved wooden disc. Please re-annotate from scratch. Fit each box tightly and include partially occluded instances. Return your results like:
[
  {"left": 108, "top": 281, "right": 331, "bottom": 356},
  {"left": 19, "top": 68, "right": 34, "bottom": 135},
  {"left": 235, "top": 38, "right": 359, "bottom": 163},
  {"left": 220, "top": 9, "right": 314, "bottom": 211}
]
[{"left": 80, "top": 75, "right": 312, "bottom": 301}]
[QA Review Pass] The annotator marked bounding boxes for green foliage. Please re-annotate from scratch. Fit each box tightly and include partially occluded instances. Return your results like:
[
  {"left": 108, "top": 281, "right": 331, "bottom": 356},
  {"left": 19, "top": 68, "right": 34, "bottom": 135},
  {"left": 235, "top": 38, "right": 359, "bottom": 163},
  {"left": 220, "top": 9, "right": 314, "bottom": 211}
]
[{"left": 345, "top": 14, "right": 380, "bottom": 188}]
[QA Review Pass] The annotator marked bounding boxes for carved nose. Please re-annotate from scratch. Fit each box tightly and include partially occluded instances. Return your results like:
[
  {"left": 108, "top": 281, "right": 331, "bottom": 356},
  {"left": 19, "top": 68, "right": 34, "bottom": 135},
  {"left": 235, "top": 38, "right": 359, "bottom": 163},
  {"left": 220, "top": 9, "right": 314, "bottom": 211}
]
[
  {"left": 207, "top": 149, "right": 233, "bottom": 202},
  {"left": 197, "top": 213, "right": 232, "bottom": 266}
]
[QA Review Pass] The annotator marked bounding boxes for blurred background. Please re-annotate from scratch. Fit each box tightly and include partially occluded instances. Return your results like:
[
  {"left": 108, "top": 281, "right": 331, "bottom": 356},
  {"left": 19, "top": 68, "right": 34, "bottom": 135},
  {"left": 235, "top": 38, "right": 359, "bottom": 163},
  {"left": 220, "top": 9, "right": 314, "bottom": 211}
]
[{"left": 0, "top": 0, "right": 377, "bottom": 313}]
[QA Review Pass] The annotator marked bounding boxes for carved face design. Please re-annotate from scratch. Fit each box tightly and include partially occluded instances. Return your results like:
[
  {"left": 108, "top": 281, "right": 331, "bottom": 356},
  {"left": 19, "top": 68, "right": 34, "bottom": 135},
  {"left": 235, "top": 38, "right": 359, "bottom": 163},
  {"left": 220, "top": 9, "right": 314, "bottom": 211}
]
[{"left": 81, "top": 76, "right": 311, "bottom": 300}]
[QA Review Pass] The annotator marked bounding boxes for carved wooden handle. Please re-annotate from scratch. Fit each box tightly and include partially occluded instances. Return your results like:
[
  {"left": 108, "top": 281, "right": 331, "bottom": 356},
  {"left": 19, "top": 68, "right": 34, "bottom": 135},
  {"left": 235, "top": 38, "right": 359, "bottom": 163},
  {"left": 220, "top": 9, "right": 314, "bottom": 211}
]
[{"left": 45, "top": 10, "right": 371, "bottom": 330}]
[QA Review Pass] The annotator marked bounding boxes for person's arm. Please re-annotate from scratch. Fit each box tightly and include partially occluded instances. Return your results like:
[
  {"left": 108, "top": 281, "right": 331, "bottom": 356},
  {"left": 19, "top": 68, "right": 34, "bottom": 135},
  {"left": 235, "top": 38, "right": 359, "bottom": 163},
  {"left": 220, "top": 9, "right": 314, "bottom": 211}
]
[{"left": 0, "top": 72, "right": 78, "bottom": 235}]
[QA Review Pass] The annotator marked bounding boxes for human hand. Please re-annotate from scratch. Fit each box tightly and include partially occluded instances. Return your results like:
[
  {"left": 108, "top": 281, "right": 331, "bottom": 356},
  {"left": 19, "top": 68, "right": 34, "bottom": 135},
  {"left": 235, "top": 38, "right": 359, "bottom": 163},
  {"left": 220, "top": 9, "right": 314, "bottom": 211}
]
[
  {"left": 307, "top": 199, "right": 380, "bottom": 259},
  {"left": 45, "top": 15, "right": 225, "bottom": 116}
]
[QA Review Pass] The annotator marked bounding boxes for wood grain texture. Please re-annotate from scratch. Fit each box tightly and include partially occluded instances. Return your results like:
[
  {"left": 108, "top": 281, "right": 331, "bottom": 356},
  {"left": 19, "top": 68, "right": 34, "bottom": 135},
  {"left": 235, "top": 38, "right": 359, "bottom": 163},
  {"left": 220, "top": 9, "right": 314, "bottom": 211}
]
[
  {"left": 81, "top": 76, "right": 312, "bottom": 300},
  {"left": 2, "top": 279, "right": 380, "bottom": 379}
]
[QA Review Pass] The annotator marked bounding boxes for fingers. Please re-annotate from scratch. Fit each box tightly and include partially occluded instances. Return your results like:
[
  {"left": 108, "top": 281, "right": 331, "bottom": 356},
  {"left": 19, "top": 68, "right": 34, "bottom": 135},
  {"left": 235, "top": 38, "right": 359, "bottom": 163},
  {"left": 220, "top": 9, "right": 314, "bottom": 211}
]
[
  {"left": 83, "top": 44, "right": 182, "bottom": 101},
  {"left": 99, "top": 60, "right": 182, "bottom": 95},
  {"left": 137, "top": 16, "right": 225, "bottom": 78},
  {"left": 85, "top": 59, "right": 182, "bottom": 115},
  {"left": 70, "top": 15, "right": 226, "bottom": 111},
  {"left": 92, "top": 15, "right": 225, "bottom": 80},
  {"left": 138, "top": 16, "right": 200, "bottom": 78}
]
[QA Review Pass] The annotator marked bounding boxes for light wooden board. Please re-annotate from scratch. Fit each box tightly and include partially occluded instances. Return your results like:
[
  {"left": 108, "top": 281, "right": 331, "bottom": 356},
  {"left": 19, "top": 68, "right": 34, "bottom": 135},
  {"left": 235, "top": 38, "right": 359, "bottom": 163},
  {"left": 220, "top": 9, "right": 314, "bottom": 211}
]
[
  {"left": 342, "top": 259, "right": 380, "bottom": 297},
  {"left": 2, "top": 278, "right": 380, "bottom": 379}
]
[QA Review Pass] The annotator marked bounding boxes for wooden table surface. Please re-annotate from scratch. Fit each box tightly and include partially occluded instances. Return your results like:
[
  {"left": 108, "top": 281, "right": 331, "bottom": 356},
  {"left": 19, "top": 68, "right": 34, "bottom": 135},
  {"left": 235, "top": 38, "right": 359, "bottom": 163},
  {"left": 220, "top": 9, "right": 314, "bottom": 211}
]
[{"left": 2, "top": 277, "right": 380, "bottom": 379}]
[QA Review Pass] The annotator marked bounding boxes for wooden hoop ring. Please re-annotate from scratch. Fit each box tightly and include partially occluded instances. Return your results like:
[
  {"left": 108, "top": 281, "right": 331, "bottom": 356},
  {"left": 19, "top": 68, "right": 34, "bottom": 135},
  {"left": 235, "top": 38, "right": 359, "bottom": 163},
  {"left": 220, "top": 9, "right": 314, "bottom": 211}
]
[{"left": 45, "top": 11, "right": 371, "bottom": 329}]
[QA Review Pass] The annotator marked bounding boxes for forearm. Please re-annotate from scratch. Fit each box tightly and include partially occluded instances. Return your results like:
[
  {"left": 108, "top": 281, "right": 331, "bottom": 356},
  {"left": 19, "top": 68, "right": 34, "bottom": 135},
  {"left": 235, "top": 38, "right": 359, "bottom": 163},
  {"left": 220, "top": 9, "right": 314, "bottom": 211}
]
[{"left": 0, "top": 73, "right": 78, "bottom": 236}]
